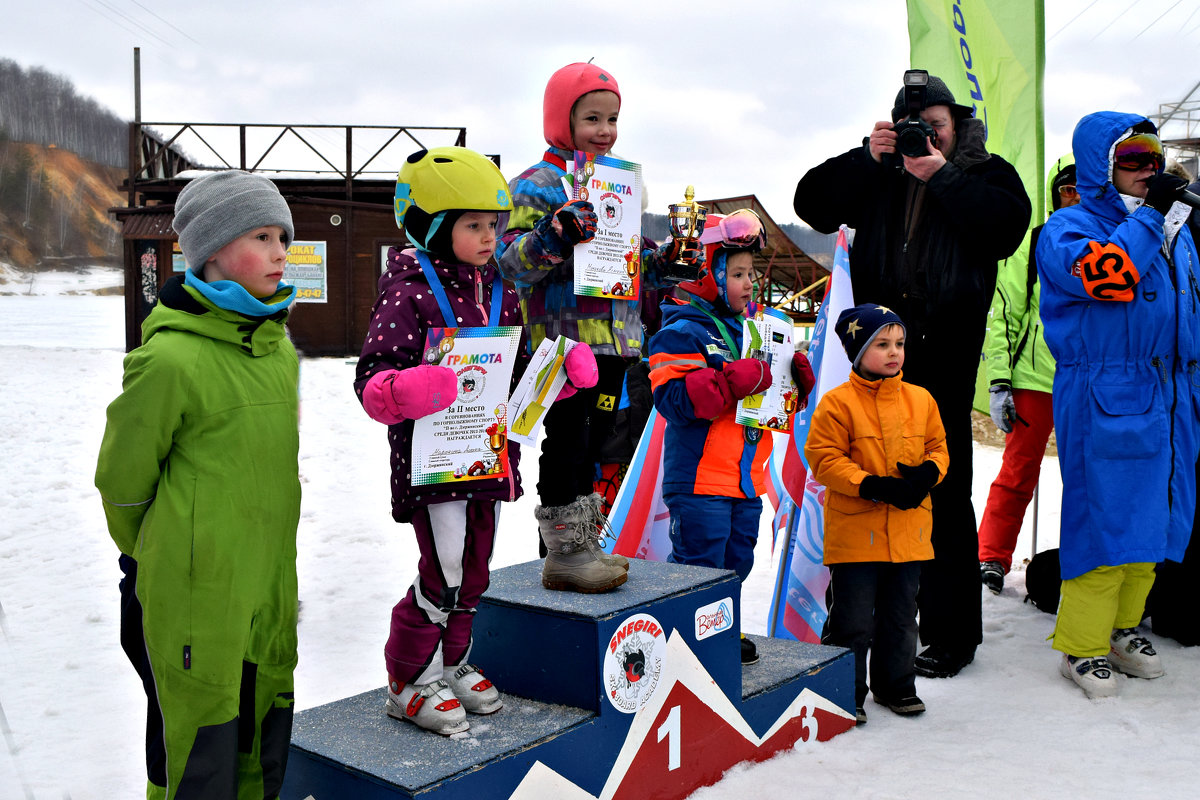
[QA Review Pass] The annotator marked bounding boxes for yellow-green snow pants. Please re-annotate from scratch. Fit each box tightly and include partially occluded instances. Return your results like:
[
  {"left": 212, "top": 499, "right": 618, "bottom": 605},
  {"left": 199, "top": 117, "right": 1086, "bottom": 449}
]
[{"left": 1052, "top": 562, "right": 1156, "bottom": 657}]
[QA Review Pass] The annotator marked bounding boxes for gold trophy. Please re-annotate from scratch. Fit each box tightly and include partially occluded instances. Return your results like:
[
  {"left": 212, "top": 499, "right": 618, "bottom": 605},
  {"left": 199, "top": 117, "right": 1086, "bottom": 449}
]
[{"left": 665, "top": 186, "right": 707, "bottom": 283}]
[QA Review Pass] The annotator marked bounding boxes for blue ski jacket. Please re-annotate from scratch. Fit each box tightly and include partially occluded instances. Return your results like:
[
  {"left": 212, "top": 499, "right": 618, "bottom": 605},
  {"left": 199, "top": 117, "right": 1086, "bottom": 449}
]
[
  {"left": 649, "top": 299, "right": 771, "bottom": 499},
  {"left": 1037, "top": 111, "right": 1200, "bottom": 580}
]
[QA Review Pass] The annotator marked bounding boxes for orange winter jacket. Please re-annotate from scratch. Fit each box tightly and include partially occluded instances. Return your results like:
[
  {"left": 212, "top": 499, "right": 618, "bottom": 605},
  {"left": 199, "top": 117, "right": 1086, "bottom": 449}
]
[{"left": 804, "top": 370, "right": 949, "bottom": 564}]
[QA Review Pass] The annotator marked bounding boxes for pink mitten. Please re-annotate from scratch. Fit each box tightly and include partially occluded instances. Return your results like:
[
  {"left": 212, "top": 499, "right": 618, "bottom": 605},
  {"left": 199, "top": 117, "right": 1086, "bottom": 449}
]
[
  {"left": 362, "top": 365, "right": 458, "bottom": 425},
  {"left": 685, "top": 367, "right": 735, "bottom": 420},
  {"left": 723, "top": 358, "right": 772, "bottom": 399},
  {"left": 556, "top": 343, "right": 599, "bottom": 401}
]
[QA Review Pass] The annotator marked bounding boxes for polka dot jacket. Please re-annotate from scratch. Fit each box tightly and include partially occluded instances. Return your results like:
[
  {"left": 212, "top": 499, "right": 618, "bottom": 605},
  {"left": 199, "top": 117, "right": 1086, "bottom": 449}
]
[{"left": 353, "top": 246, "right": 529, "bottom": 522}]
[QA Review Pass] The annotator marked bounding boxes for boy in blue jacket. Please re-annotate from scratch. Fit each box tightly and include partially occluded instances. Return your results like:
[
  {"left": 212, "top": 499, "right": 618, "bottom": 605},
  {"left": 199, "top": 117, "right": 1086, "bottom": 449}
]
[{"left": 649, "top": 209, "right": 813, "bottom": 664}]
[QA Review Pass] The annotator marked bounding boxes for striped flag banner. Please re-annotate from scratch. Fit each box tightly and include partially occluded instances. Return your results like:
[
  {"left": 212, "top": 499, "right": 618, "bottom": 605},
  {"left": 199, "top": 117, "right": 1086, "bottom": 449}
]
[
  {"left": 606, "top": 408, "right": 673, "bottom": 562},
  {"left": 767, "top": 226, "right": 854, "bottom": 642}
]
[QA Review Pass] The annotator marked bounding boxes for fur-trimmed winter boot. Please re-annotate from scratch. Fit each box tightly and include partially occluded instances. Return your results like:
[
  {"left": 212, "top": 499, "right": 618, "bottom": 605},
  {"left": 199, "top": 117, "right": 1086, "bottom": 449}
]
[
  {"left": 579, "top": 492, "right": 629, "bottom": 571},
  {"left": 536, "top": 497, "right": 628, "bottom": 592}
]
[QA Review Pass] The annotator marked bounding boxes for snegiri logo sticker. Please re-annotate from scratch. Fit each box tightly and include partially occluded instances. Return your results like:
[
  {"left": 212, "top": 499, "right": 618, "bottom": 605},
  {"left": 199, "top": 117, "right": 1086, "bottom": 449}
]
[
  {"left": 598, "top": 191, "right": 624, "bottom": 228},
  {"left": 457, "top": 365, "right": 486, "bottom": 403},
  {"left": 603, "top": 613, "right": 665, "bottom": 714},
  {"left": 694, "top": 597, "right": 734, "bottom": 641}
]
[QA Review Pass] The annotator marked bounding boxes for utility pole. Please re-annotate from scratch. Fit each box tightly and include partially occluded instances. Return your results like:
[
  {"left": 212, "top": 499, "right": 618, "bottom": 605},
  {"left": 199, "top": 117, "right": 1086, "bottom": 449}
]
[{"left": 134, "top": 47, "right": 141, "bottom": 124}]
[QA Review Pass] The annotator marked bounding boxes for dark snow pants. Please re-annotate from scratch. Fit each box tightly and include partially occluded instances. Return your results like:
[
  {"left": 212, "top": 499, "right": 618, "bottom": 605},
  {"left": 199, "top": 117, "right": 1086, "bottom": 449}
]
[
  {"left": 904, "top": 349, "right": 983, "bottom": 654},
  {"left": 537, "top": 354, "right": 630, "bottom": 507},
  {"left": 823, "top": 561, "right": 921, "bottom": 708}
]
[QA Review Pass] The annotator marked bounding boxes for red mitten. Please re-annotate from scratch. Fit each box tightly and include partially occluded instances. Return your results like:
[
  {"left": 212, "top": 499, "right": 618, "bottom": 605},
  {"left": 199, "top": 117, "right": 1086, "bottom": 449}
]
[
  {"left": 556, "top": 343, "right": 599, "bottom": 401},
  {"left": 791, "top": 351, "right": 815, "bottom": 406},
  {"left": 723, "top": 358, "right": 772, "bottom": 399},
  {"left": 685, "top": 367, "right": 735, "bottom": 420},
  {"left": 362, "top": 365, "right": 458, "bottom": 425}
]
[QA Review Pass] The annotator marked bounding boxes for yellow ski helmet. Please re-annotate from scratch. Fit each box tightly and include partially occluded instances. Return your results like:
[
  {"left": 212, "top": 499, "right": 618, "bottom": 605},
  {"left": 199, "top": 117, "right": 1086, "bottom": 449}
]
[{"left": 394, "top": 146, "right": 512, "bottom": 230}]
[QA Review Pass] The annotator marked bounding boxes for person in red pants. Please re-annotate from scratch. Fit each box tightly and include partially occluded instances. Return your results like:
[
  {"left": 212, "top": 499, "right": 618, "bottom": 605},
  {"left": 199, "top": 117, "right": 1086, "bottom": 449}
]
[{"left": 978, "top": 155, "right": 1078, "bottom": 593}]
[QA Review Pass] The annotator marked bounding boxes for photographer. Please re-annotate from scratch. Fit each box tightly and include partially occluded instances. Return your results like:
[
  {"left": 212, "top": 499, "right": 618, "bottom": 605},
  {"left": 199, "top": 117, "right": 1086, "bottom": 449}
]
[{"left": 794, "top": 72, "right": 1030, "bottom": 679}]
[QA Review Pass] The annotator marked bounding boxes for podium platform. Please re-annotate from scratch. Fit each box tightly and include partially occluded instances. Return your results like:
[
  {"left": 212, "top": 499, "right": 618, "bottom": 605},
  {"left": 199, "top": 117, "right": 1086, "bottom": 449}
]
[{"left": 283, "top": 558, "right": 854, "bottom": 800}]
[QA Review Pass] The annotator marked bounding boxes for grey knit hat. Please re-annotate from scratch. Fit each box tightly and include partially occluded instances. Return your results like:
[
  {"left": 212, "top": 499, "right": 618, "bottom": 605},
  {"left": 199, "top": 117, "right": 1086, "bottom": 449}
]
[
  {"left": 173, "top": 170, "right": 294, "bottom": 270},
  {"left": 891, "top": 74, "right": 974, "bottom": 123}
]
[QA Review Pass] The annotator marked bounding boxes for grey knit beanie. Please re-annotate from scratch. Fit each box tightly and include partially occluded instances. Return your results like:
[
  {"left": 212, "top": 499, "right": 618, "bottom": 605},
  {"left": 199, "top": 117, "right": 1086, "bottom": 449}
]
[
  {"left": 173, "top": 170, "right": 295, "bottom": 270},
  {"left": 891, "top": 74, "right": 974, "bottom": 122}
]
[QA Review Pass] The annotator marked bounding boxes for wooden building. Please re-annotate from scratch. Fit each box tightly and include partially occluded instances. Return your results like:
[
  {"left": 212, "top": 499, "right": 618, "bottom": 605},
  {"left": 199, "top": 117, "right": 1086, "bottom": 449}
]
[
  {"left": 112, "top": 121, "right": 469, "bottom": 355},
  {"left": 695, "top": 195, "right": 830, "bottom": 324}
]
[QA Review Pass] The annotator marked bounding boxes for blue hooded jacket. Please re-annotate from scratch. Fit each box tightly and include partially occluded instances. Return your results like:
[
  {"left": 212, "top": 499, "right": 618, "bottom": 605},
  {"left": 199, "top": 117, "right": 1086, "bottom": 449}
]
[{"left": 1037, "top": 111, "right": 1200, "bottom": 580}]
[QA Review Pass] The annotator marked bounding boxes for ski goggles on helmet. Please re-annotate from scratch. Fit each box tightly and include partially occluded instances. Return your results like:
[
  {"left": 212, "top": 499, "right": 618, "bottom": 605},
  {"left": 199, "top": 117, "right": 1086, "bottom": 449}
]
[
  {"left": 699, "top": 208, "right": 766, "bottom": 252},
  {"left": 1112, "top": 133, "right": 1164, "bottom": 173}
]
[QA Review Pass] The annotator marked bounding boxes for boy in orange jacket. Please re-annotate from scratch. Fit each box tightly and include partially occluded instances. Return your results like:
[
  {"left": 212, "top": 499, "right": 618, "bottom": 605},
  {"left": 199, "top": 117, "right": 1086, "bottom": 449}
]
[{"left": 804, "top": 304, "right": 949, "bottom": 724}]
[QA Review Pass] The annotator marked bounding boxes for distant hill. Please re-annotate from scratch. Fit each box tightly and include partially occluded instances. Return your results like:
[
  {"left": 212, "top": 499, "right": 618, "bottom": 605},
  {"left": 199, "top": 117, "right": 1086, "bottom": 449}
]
[
  {"left": 0, "top": 58, "right": 127, "bottom": 168},
  {"left": 0, "top": 137, "right": 123, "bottom": 268},
  {"left": 0, "top": 59, "right": 127, "bottom": 267}
]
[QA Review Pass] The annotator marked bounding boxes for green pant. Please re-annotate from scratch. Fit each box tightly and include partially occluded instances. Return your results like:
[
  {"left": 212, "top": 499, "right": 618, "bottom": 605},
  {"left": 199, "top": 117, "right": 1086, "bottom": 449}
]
[
  {"left": 145, "top": 655, "right": 295, "bottom": 799},
  {"left": 129, "top": 553, "right": 298, "bottom": 799},
  {"left": 1052, "top": 562, "right": 1156, "bottom": 657}
]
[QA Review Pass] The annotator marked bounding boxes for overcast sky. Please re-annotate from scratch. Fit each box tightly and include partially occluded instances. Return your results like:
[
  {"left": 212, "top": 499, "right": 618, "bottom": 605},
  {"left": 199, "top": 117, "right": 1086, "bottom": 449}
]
[{"left": 7, "top": 1, "right": 1200, "bottom": 222}]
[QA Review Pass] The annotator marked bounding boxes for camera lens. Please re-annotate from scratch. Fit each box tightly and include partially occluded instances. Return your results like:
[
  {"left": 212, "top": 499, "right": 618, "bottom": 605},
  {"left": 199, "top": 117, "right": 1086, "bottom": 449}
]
[
  {"left": 892, "top": 118, "right": 936, "bottom": 158},
  {"left": 897, "top": 128, "right": 928, "bottom": 157}
]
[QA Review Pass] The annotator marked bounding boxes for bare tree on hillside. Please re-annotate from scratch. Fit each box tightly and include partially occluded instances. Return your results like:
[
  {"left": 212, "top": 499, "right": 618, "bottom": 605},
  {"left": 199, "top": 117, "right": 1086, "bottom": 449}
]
[{"left": 0, "top": 59, "right": 126, "bottom": 168}]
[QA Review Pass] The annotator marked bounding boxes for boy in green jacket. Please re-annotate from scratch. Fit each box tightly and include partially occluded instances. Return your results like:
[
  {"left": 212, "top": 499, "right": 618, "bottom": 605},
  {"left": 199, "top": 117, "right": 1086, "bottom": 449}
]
[{"left": 96, "top": 170, "right": 301, "bottom": 799}]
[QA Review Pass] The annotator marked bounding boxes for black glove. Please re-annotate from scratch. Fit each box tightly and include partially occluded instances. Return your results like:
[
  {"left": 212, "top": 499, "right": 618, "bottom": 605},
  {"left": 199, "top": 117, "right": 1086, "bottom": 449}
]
[
  {"left": 859, "top": 475, "right": 924, "bottom": 510},
  {"left": 1145, "top": 173, "right": 1188, "bottom": 215},
  {"left": 554, "top": 200, "right": 598, "bottom": 245},
  {"left": 896, "top": 461, "right": 940, "bottom": 494}
]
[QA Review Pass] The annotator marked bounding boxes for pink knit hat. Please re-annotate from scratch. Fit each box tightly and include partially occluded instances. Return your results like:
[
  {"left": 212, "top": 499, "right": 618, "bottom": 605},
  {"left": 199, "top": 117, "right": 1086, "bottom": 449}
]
[{"left": 543, "top": 63, "right": 621, "bottom": 149}]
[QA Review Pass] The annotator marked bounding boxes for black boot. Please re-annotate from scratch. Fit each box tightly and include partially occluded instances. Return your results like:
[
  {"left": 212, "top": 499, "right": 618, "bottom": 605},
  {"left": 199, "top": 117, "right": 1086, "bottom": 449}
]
[{"left": 914, "top": 644, "right": 975, "bottom": 678}]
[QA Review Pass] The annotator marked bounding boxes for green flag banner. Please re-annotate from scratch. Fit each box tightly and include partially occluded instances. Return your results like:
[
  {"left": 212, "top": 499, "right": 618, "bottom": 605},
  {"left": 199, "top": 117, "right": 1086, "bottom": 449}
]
[{"left": 906, "top": 0, "right": 1045, "bottom": 413}]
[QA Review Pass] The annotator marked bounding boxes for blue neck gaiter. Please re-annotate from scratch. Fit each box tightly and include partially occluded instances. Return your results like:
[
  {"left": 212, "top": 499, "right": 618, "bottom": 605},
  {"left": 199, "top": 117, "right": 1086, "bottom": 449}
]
[{"left": 185, "top": 269, "right": 296, "bottom": 317}]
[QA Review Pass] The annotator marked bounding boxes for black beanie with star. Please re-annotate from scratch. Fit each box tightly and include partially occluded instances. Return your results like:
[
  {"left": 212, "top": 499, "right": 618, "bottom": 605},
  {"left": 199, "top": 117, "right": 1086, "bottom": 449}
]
[{"left": 835, "top": 303, "right": 906, "bottom": 368}]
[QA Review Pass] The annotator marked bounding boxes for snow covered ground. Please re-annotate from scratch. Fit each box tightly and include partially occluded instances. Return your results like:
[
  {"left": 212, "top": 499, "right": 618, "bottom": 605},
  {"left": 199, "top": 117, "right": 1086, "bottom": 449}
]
[{"left": 1, "top": 268, "right": 1197, "bottom": 799}]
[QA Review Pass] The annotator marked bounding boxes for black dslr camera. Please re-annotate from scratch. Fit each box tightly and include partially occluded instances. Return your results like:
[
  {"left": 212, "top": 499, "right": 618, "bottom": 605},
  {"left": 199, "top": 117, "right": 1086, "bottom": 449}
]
[{"left": 890, "top": 69, "right": 936, "bottom": 163}]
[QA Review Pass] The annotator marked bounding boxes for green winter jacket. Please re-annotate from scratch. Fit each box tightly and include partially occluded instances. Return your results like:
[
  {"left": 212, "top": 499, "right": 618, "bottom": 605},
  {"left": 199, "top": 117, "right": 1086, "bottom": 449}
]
[
  {"left": 983, "top": 156, "right": 1073, "bottom": 393},
  {"left": 96, "top": 276, "right": 301, "bottom": 684}
]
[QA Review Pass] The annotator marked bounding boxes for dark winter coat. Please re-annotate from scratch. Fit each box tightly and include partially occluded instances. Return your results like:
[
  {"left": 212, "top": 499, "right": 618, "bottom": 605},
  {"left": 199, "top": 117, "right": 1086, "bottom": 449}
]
[
  {"left": 354, "top": 247, "right": 528, "bottom": 521},
  {"left": 794, "top": 118, "right": 1031, "bottom": 366},
  {"left": 1036, "top": 111, "right": 1200, "bottom": 580}
]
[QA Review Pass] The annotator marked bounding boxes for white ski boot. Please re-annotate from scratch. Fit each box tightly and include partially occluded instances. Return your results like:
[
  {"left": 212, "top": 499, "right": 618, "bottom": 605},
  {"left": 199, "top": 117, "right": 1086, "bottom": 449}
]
[
  {"left": 1108, "top": 627, "right": 1165, "bottom": 679},
  {"left": 537, "top": 497, "right": 628, "bottom": 593},
  {"left": 385, "top": 678, "right": 469, "bottom": 735},
  {"left": 1059, "top": 654, "right": 1118, "bottom": 699},
  {"left": 444, "top": 663, "right": 502, "bottom": 715}
]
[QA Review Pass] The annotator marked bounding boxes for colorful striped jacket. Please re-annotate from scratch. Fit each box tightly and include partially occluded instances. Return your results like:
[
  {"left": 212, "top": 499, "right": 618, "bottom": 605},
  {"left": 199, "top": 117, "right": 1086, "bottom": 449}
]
[{"left": 496, "top": 145, "right": 660, "bottom": 358}]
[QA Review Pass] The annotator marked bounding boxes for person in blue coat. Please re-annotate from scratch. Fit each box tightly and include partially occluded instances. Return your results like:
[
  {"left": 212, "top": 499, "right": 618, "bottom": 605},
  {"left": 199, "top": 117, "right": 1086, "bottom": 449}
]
[{"left": 1037, "top": 111, "right": 1200, "bottom": 698}]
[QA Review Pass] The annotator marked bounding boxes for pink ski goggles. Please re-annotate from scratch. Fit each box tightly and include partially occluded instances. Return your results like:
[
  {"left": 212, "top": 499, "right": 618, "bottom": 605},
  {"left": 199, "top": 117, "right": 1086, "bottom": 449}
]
[{"left": 699, "top": 208, "right": 767, "bottom": 251}]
